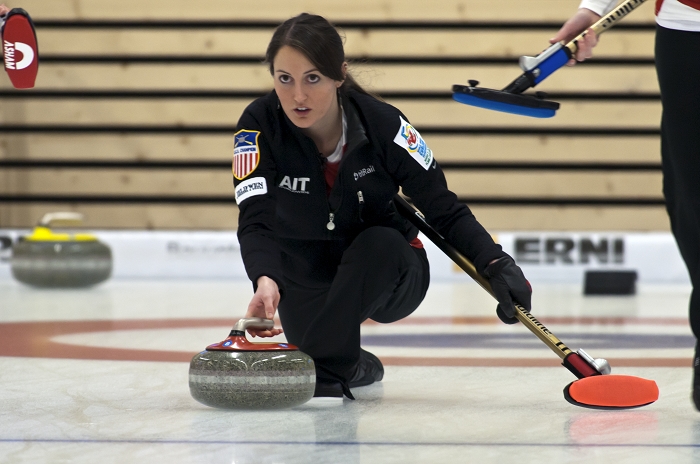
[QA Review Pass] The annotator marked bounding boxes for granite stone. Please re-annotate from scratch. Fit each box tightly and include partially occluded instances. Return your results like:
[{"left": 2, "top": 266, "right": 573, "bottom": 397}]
[
  {"left": 11, "top": 240, "right": 113, "bottom": 287},
  {"left": 189, "top": 349, "right": 316, "bottom": 410}
]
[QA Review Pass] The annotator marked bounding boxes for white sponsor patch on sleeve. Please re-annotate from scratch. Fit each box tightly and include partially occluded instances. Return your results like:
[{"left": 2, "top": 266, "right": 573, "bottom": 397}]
[
  {"left": 235, "top": 176, "right": 268, "bottom": 204},
  {"left": 393, "top": 116, "right": 433, "bottom": 171}
]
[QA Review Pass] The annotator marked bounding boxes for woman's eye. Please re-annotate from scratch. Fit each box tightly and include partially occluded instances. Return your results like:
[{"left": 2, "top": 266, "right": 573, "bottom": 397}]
[
  {"left": 307, "top": 74, "right": 320, "bottom": 84},
  {"left": 278, "top": 75, "right": 291, "bottom": 84}
]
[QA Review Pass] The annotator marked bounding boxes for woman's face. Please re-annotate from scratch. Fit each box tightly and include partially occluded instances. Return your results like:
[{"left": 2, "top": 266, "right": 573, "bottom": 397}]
[{"left": 272, "top": 45, "right": 344, "bottom": 132}]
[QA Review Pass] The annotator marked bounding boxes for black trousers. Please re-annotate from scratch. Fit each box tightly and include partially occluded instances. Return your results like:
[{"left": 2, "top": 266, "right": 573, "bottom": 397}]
[
  {"left": 655, "top": 26, "right": 700, "bottom": 339},
  {"left": 278, "top": 226, "right": 430, "bottom": 382}
]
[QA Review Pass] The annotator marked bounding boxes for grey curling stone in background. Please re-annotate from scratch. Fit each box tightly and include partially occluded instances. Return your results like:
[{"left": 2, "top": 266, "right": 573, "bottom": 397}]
[
  {"left": 189, "top": 318, "right": 316, "bottom": 410},
  {"left": 11, "top": 212, "right": 113, "bottom": 288}
]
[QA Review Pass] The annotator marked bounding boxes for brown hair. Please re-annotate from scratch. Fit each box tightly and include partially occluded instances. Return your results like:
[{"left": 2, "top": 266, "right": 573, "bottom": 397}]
[{"left": 265, "top": 13, "right": 369, "bottom": 96}]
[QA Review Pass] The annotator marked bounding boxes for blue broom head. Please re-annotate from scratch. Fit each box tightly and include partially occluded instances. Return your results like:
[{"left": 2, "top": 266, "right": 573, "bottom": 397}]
[{"left": 452, "top": 85, "right": 559, "bottom": 118}]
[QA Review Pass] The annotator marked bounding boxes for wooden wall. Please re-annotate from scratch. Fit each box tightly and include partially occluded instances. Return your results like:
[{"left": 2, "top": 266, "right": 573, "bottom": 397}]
[{"left": 0, "top": 0, "right": 664, "bottom": 231}]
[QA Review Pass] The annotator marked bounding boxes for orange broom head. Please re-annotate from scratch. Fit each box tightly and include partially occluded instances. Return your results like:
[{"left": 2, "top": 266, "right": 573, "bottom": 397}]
[{"left": 564, "top": 374, "right": 659, "bottom": 409}]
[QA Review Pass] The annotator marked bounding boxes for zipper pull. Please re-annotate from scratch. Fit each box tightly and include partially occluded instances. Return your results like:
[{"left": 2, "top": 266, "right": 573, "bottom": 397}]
[
  {"left": 326, "top": 212, "right": 336, "bottom": 230},
  {"left": 357, "top": 191, "right": 365, "bottom": 223}
]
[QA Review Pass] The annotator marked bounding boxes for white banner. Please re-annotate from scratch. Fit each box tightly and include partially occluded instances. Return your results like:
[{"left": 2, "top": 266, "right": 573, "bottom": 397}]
[
  {"left": 0, "top": 230, "right": 246, "bottom": 280},
  {"left": 416, "top": 232, "right": 689, "bottom": 285},
  {"left": 0, "top": 229, "right": 690, "bottom": 284}
]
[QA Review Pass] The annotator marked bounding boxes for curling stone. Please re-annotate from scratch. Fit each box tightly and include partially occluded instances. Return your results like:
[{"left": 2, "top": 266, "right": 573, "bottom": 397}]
[
  {"left": 10, "top": 212, "right": 112, "bottom": 288},
  {"left": 189, "top": 318, "right": 316, "bottom": 410}
]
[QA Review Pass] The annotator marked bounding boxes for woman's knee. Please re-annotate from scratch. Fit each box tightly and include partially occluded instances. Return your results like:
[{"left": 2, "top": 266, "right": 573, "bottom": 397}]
[{"left": 348, "top": 227, "right": 406, "bottom": 258}]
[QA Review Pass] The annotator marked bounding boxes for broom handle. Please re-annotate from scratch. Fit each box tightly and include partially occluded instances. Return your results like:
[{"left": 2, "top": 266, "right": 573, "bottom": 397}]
[
  {"left": 393, "top": 194, "right": 573, "bottom": 360},
  {"left": 565, "top": 0, "right": 650, "bottom": 56}
]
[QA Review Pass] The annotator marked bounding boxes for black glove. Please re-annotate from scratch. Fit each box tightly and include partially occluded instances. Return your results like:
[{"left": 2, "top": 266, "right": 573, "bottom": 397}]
[{"left": 483, "top": 256, "right": 532, "bottom": 324}]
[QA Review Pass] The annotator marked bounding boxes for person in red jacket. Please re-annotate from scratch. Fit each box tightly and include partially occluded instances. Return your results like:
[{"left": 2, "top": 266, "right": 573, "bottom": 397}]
[
  {"left": 233, "top": 13, "right": 532, "bottom": 398},
  {"left": 556, "top": 0, "right": 700, "bottom": 409}
]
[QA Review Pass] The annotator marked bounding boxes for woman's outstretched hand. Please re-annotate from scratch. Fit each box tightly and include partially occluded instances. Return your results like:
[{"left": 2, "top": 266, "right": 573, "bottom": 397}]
[
  {"left": 244, "top": 276, "right": 284, "bottom": 337},
  {"left": 550, "top": 8, "right": 601, "bottom": 66}
]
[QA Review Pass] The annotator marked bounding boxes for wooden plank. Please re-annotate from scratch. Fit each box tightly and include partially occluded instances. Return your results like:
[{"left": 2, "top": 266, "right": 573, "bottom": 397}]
[
  {"left": 0, "top": 135, "right": 235, "bottom": 161},
  {"left": 427, "top": 136, "right": 662, "bottom": 163},
  {"left": 346, "top": 30, "right": 654, "bottom": 59},
  {"left": 0, "top": 204, "right": 238, "bottom": 229},
  {"left": 389, "top": 99, "right": 661, "bottom": 128},
  {"left": 34, "top": 29, "right": 655, "bottom": 58},
  {"left": 1, "top": 100, "right": 249, "bottom": 125},
  {"left": 18, "top": 0, "right": 657, "bottom": 22},
  {"left": 16, "top": 63, "right": 659, "bottom": 93},
  {"left": 1, "top": 169, "right": 662, "bottom": 198},
  {"left": 362, "top": 64, "right": 661, "bottom": 93},
  {"left": 444, "top": 171, "right": 662, "bottom": 197},
  {"left": 0, "top": 134, "right": 662, "bottom": 163},
  {"left": 13, "top": 64, "right": 274, "bottom": 91},
  {"left": 0, "top": 203, "right": 670, "bottom": 231},
  {"left": 1, "top": 170, "right": 235, "bottom": 195},
  {"left": 470, "top": 205, "right": 670, "bottom": 232},
  {"left": 0, "top": 99, "right": 662, "bottom": 129},
  {"left": 33, "top": 29, "right": 274, "bottom": 57}
]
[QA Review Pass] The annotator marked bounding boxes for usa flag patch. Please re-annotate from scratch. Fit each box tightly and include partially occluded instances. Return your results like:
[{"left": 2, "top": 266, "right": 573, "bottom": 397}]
[{"left": 233, "top": 130, "right": 261, "bottom": 180}]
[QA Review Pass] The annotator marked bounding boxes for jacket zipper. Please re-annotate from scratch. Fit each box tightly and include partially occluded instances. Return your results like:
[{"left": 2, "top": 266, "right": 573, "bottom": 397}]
[
  {"left": 357, "top": 190, "right": 365, "bottom": 223},
  {"left": 325, "top": 162, "right": 345, "bottom": 233}
]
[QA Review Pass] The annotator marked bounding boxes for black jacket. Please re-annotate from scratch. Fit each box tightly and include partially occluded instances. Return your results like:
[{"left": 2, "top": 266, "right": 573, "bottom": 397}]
[{"left": 233, "top": 89, "right": 506, "bottom": 293}]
